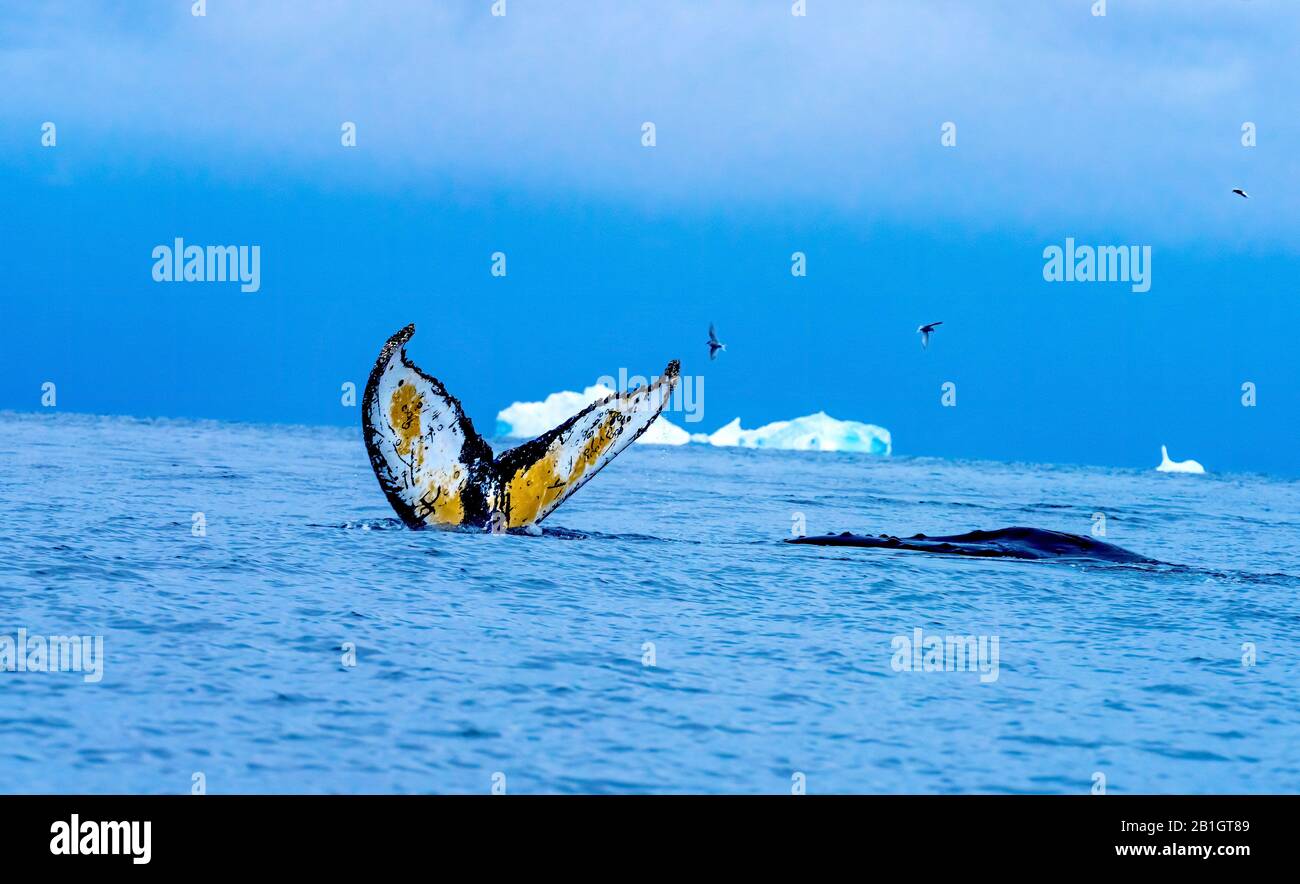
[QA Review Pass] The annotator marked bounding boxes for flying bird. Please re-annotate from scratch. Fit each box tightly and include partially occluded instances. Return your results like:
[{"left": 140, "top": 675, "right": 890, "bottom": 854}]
[
  {"left": 917, "top": 321, "right": 943, "bottom": 350},
  {"left": 1232, "top": 188, "right": 1249, "bottom": 199},
  {"left": 707, "top": 323, "right": 726, "bottom": 360}
]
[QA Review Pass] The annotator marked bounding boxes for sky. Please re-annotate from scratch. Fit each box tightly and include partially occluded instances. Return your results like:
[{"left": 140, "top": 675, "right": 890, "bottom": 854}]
[{"left": 0, "top": 0, "right": 1296, "bottom": 475}]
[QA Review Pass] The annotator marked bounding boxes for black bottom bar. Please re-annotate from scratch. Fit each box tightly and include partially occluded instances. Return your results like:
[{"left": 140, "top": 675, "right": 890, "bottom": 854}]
[{"left": 0, "top": 795, "right": 1279, "bottom": 869}]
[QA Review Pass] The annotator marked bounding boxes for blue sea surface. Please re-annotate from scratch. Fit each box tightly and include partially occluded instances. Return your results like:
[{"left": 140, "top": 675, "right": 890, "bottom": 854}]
[{"left": 1, "top": 411, "right": 1297, "bottom": 794}]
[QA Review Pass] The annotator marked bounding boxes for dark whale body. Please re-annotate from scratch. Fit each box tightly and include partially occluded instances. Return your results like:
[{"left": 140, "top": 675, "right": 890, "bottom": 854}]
[{"left": 786, "top": 526, "right": 1156, "bottom": 564}]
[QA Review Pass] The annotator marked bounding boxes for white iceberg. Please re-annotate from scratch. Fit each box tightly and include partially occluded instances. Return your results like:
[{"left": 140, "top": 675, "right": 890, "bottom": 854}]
[
  {"left": 707, "top": 412, "right": 891, "bottom": 455},
  {"left": 637, "top": 416, "right": 691, "bottom": 446},
  {"left": 495, "top": 384, "right": 613, "bottom": 439},
  {"left": 495, "top": 383, "right": 689, "bottom": 446},
  {"left": 497, "top": 389, "right": 889, "bottom": 454},
  {"left": 1156, "top": 444, "right": 1205, "bottom": 474}
]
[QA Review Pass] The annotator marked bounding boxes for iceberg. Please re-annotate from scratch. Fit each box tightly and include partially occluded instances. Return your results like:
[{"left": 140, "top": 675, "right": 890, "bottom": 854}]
[
  {"left": 495, "top": 383, "right": 689, "bottom": 446},
  {"left": 497, "top": 389, "right": 889, "bottom": 454},
  {"left": 495, "top": 384, "right": 613, "bottom": 440},
  {"left": 637, "top": 415, "right": 691, "bottom": 446},
  {"left": 707, "top": 412, "right": 891, "bottom": 455},
  {"left": 1156, "top": 444, "right": 1205, "bottom": 474}
]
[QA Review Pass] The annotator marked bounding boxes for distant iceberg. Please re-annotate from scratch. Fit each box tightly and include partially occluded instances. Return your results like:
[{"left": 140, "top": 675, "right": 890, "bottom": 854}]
[
  {"left": 1156, "top": 444, "right": 1205, "bottom": 474},
  {"left": 639, "top": 416, "right": 691, "bottom": 446},
  {"left": 497, "top": 389, "right": 889, "bottom": 454},
  {"left": 707, "top": 413, "right": 891, "bottom": 455},
  {"left": 495, "top": 383, "right": 689, "bottom": 446},
  {"left": 495, "top": 385, "right": 614, "bottom": 440}
]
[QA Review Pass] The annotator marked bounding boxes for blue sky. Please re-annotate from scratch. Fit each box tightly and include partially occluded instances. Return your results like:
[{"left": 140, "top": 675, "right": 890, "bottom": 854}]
[{"left": 1, "top": 1, "right": 1296, "bottom": 474}]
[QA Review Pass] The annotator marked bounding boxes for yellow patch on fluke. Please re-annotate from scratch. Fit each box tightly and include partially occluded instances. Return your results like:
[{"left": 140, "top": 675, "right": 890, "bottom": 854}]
[
  {"left": 389, "top": 383, "right": 423, "bottom": 458},
  {"left": 504, "top": 412, "right": 623, "bottom": 528},
  {"left": 419, "top": 476, "right": 465, "bottom": 525}
]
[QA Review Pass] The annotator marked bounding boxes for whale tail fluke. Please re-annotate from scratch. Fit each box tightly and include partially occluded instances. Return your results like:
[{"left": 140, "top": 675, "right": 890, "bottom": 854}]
[
  {"left": 362, "top": 324, "right": 680, "bottom": 530},
  {"left": 362, "top": 324, "right": 497, "bottom": 528},
  {"left": 491, "top": 362, "right": 680, "bottom": 528}
]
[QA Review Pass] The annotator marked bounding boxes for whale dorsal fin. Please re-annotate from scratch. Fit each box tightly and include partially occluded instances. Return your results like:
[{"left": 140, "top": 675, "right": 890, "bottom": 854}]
[{"left": 362, "top": 324, "right": 679, "bottom": 530}]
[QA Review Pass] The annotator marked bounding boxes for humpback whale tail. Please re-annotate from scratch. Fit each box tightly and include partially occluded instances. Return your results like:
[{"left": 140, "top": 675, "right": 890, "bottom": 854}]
[{"left": 362, "top": 324, "right": 680, "bottom": 531}]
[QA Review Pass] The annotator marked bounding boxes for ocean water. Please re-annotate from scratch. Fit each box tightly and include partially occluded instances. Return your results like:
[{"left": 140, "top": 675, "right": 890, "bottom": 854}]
[{"left": 2, "top": 410, "right": 1298, "bottom": 794}]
